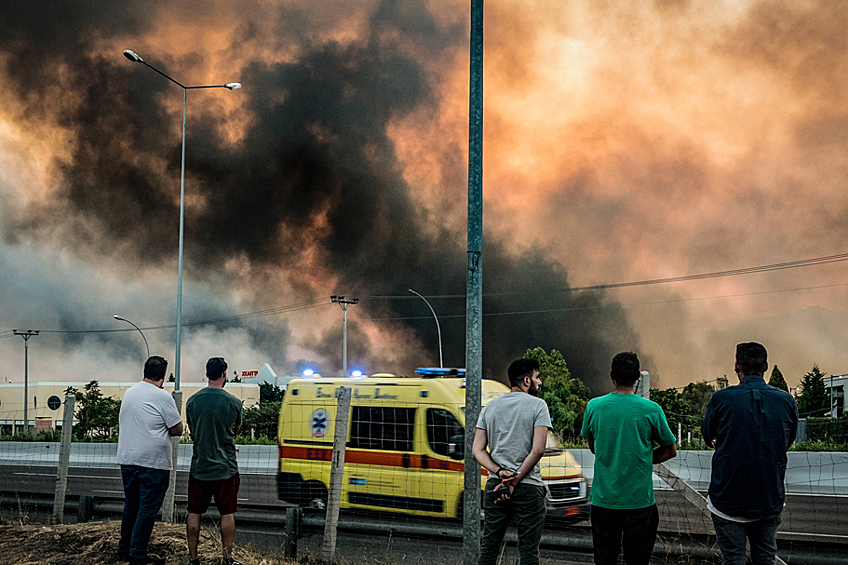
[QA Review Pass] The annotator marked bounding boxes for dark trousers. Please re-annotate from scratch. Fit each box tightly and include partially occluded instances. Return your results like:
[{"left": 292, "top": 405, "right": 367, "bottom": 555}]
[
  {"left": 479, "top": 480, "right": 547, "bottom": 565},
  {"left": 590, "top": 504, "right": 659, "bottom": 565},
  {"left": 120, "top": 465, "right": 170, "bottom": 559},
  {"left": 712, "top": 514, "right": 781, "bottom": 565}
]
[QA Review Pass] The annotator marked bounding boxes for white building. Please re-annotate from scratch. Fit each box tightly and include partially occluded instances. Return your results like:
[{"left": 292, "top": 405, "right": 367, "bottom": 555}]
[
  {"left": 0, "top": 380, "right": 259, "bottom": 434},
  {"left": 825, "top": 374, "right": 847, "bottom": 417}
]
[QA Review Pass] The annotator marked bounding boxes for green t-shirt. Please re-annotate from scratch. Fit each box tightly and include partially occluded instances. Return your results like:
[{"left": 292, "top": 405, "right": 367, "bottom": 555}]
[
  {"left": 580, "top": 393, "right": 676, "bottom": 509},
  {"left": 186, "top": 387, "right": 243, "bottom": 481}
]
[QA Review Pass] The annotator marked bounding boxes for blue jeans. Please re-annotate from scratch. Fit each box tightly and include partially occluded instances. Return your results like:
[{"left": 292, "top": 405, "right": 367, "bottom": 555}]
[
  {"left": 479, "top": 480, "right": 547, "bottom": 565},
  {"left": 712, "top": 514, "right": 781, "bottom": 565},
  {"left": 120, "top": 465, "right": 170, "bottom": 559},
  {"left": 590, "top": 504, "right": 659, "bottom": 565}
]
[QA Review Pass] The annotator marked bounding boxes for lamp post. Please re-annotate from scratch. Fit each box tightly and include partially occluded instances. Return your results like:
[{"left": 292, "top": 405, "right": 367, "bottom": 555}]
[
  {"left": 123, "top": 49, "right": 240, "bottom": 390},
  {"left": 408, "top": 289, "right": 443, "bottom": 368},
  {"left": 113, "top": 315, "right": 150, "bottom": 358}
]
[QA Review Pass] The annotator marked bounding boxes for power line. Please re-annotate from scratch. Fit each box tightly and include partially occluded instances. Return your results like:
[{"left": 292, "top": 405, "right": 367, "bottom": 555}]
[
  {"left": 3, "top": 251, "right": 848, "bottom": 335},
  {"left": 364, "top": 281, "right": 848, "bottom": 322},
  {"left": 362, "top": 251, "right": 848, "bottom": 300}
]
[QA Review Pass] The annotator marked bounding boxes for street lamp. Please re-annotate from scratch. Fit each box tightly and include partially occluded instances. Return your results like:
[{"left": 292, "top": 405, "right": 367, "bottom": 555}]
[
  {"left": 123, "top": 49, "right": 240, "bottom": 390},
  {"left": 408, "top": 289, "right": 443, "bottom": 368},
  {"left": 113, "top": 315, "right": 150, "bottom": 359}
]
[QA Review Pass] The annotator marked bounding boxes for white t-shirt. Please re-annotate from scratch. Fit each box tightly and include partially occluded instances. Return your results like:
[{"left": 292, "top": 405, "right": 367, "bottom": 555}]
[
  {"left": 477, "top": 391, "right": 552, "bottom": 487},
  {"left": 116, "top": 381, "right": 182, "bottom": 470}
]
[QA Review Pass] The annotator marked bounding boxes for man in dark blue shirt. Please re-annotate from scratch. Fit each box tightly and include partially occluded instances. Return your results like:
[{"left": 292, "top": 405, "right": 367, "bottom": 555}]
[{"left": 702, "top": 342, "right": 798, "bottom": 565}]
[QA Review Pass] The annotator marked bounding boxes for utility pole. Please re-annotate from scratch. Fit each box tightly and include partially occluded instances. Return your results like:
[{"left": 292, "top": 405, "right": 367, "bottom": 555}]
[
  {"left": 13, "top": 330, "right": 39, "bottom": 434},
  {"left": 330, "top": 296, "right": 358, "bottom": 377},
  {"left": 464, "top": 0, "right": 484, "bottom": 563}
]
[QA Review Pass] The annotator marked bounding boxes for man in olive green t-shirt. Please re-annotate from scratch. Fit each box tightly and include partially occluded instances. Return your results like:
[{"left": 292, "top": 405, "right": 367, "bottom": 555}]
[
  {"left": 185, "top": 357, "right": 243, "bottom": 565},
  {"left": 580, "top": 352, "right": 677, "bottom": 565}
]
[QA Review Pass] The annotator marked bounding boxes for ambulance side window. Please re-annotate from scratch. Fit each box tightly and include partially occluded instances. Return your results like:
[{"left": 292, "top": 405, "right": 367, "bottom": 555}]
[
  {"left": 427, "top": 409, "right": 463, "bottom": 457},
  {"left": 350, "top": 406, "right": 415, "bottom": 451}
]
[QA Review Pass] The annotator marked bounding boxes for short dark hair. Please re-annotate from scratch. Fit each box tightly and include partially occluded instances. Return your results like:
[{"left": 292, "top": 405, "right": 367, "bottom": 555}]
[
  {"left": 611, "top": 352, "right": 640, "bottom": 387},
  {"left": 507, "top": 358, "right": 541, "bottom": 388},
  {"left": 206, "top": 357, "right": 228, "bottom": 380},
  {"left": 736, "top": 342, "right": 767, "bottom": 376},
  {"left": 144, "top": 356, "right": 168, "bottom": 381}
]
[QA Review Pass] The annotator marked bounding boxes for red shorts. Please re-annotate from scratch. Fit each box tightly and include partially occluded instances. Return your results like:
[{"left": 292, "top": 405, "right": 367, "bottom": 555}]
[{"left": 187, "top": 473, "right": 240, "bottom": 515}]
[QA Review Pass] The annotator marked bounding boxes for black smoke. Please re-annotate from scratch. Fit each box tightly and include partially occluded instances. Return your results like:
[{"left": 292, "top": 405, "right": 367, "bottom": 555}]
[{"left": 0, "top": 0, "right": 638, "bottom": 394}]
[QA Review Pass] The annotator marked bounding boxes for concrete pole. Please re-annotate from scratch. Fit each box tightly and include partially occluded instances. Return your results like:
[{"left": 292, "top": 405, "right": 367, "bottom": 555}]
[
  {"left": 320, "top": 385, "right": 352, "bottom": 563},
  {"left": 52, "top": 394, "right": 75, "bottom": 524},
  {"left": 463, "top": 0, "right": 484, "bottom": 563}
]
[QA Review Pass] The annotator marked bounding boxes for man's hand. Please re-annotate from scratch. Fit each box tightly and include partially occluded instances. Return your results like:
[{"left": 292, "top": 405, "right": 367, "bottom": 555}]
[
  {"left": 499, "top": 471, "right": 521, "bottom": 489},
  {"left": 492, "top": 478, "right": 516, "bottom": 504}
]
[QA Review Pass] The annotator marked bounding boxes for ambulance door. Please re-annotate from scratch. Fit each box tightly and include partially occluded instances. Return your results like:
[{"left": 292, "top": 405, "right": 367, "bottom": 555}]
[
  {"left": 344, "top": 405, "right": 417, "bottom": 514},
  {"left": 409, "top": 406, "right": 465, "bottom": 517}
]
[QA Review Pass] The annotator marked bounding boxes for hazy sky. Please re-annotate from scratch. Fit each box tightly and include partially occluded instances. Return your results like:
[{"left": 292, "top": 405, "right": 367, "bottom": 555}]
[{"left": 2, "top": 0, "right": 848, "bottom": 403}]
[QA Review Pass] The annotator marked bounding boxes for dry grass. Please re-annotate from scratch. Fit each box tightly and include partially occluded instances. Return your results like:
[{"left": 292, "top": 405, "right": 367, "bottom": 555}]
[{"left": 0, "top": 520, "right": 295, "bottom": 565}]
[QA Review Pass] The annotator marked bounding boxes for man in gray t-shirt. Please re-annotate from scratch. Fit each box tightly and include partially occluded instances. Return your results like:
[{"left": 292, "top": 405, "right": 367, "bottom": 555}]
[{"left": 473, "top": 358, "right": 552, "bottom": 565}]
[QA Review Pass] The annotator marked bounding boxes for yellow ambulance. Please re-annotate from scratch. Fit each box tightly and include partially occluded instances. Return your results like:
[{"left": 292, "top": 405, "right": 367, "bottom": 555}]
[{"left": 276, "top": 370, "right": 588, "bottom": 520}]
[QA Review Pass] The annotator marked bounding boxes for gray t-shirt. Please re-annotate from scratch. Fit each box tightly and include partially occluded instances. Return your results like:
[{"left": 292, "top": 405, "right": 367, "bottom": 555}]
[
  {"left": 477, "top": 391, "right": 552, "bottom": 487},
  {"left": 116, "top": 381, "right": 182, "bottom": 470}
]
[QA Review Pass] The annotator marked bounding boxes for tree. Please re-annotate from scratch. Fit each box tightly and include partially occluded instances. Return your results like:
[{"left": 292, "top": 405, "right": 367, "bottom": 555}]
[
  {"left": 524, "top": 347, "right": 590, "bottom": 439},
  {"left": 64, "top": 381, "right": 121, "bottom": 440},
  {"left": 239, "top": 382, "right": 285, "bottom": 440},
  {"left": 768, "top": 365, "right": 788, "bottom": 392},
  {"left": 680, "top": 381, "right": 714, "bottom": 418},
  {"left": 797, "top": 365, "right": 830, "bottom": 417},
  {"left": 650, "top": 388, "right": 693, "bottom": 431},
  {"left": 259, "top": 382, "right": 285, "bottom": 404},
  {"left": 241, "top": 401, "right": 282, "bottom": 440}
]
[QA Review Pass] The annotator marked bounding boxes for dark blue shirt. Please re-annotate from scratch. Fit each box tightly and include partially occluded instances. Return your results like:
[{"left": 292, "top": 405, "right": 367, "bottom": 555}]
[{"left": 702, "top": 375, "right": 798, "bottom": 519}]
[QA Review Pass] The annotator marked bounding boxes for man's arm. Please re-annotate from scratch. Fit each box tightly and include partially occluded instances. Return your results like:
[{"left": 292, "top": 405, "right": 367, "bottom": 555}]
[
  {"left": 472, "top": 428, "right": 501, "bottom": 475},
  {"left": 653, "top": 443, "right": 676, "bottom": 464},
  {"left": 501, "top": 426, "right": 548, "bottom": 487},
  {"left": 169, "top": 421, "right": 184, "bottom": 436},
  {"left": 233, "top": 423, "right": 242, "bottom": 436},
  {"left": 587, "top": 438, "right": 595, "bottom": 454}
]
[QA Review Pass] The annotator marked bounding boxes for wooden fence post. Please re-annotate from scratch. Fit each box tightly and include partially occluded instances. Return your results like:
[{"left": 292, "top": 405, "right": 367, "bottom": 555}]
[
  {"left": 51, "top": 394, "right": 75, "bottom": 524},
  {"left": 284, "top": 507, "right": 302, "bottom": 558},
  {"left": 320, "top": 385, "right": 352, "bottom": 563}
]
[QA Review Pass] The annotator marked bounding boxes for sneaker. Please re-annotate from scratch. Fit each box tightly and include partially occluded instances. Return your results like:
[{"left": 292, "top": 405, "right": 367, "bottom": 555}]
[
  {"left": 224, "top": 558, "right": 242, "bottom": 565},
  {"left": 117, "top": 551, "right": 130, "bottom": 561},
  {"left": 189, "top": 559, "right": 200, "bottom": 565}
]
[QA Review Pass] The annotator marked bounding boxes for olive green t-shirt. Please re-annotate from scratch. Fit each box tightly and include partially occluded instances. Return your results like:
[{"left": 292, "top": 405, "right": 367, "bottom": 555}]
[
  {"left": 186, "top": 387, "right": 243, "bottom": 481},
  {"left": 580, "top": 393, "right": 676, "bottom": 509}
]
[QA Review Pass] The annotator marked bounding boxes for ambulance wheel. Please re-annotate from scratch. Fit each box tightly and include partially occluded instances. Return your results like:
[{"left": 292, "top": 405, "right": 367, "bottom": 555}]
[{"left": 302, "top": 480, "right": 328, "bottom": 511}]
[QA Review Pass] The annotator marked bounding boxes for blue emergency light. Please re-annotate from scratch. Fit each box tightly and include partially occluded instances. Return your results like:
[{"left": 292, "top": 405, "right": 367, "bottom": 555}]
[{"left": 414, "top": 367, "right": 466, "bottom": 377}]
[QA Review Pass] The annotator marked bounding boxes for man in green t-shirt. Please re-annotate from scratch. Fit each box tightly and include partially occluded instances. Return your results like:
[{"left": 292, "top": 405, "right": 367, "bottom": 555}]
[
  {"left": 580, "top": 352, "right": 677, "bottom": 565},
  {"left": 185, "top": 357, "right": 243, "bottom": 565}
]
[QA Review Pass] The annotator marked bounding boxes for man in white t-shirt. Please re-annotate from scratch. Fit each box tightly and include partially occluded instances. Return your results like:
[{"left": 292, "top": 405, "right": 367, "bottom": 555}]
[
  {"left": 473, "top": 358, "right": 552, "bottom": 565},
  {"left": 116, "top": 356, "right": 183, "bottom": 565}
]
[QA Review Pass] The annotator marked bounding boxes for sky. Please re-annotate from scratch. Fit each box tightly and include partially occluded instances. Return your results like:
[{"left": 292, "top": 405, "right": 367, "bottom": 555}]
[{"left": 2, "top": 0, "right": 848, "bottom": 403}]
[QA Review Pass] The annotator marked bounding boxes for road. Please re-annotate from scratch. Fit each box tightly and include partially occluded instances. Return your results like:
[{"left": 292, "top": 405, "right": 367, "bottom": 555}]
[{"left": 2, "top": 464, "right": 846, "bottom": 544}]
